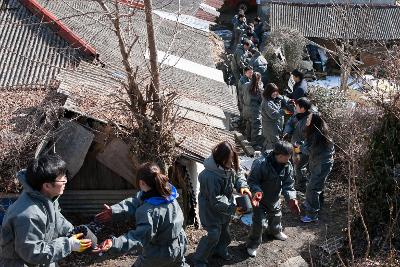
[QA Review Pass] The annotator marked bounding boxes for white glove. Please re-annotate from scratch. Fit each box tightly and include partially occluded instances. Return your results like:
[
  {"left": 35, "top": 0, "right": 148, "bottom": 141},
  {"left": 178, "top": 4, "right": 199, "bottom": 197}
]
[{"left": 69, "top": 233, "right": 92, "bottom": 252}]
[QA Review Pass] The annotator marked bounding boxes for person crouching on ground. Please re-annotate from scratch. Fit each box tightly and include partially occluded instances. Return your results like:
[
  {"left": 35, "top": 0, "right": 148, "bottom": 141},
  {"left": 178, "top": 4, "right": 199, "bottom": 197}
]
[
  {"left": 194, "top": 141, "right": 251, "bottom": 267},
  {"left": 94, "top": 162, "right": 188, "bottom": 267},
  {"left": 246, "top": 141, "right": 300, "bottom": 257},
  {"left": 295, "top": 113, "right": 334, "bottom": 223},
  {"left": 0, "top": 154, "right": 92, "bottom": 267}
]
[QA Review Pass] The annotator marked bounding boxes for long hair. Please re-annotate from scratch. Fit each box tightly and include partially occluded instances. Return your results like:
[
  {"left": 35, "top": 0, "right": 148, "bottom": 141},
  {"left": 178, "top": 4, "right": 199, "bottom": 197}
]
[
  {"left": 136, "top": 162, "right": 171, "bottom": 198},
  {"left": 305, "top": 113, "right": 331, "bottom": 147},
  {"left": 262, "top": 83, "right": 279, "bottom": 100},
  {"left": 250, "top": 72, "right": 262, "bottom": 96},
  {"left": 212, "top": 141, "right": 239, "bottom": 172}
]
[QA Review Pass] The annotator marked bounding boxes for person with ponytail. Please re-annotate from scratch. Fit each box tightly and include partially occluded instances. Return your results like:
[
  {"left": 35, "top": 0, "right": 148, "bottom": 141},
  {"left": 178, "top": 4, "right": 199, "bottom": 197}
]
[
  {"left": 294, "top": 113, "right": 334, "bottom": 223},
  {"left": 94, "top": 162, "right": 188, "bottom": 267},
  {"left": 194, "top": 141, "right": 250, "bottom": 266},
  {"left": 242, "top": 71, "right": 264, "bottom": 149}
]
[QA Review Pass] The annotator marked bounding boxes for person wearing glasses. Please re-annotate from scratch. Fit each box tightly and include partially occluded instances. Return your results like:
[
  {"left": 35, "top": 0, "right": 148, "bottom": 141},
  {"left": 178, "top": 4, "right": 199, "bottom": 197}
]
[{"left": 0, "top": 154, "right": 92, "bottom": 267}]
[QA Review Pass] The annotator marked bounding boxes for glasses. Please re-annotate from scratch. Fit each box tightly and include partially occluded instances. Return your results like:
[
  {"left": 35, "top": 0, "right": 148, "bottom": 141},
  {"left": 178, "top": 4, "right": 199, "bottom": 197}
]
[
  {"left": 52, "top": 180, "right": 67, "bottom": 184},
  {"left": 52, "top": 175, "right": 68, "bottom": 184}
]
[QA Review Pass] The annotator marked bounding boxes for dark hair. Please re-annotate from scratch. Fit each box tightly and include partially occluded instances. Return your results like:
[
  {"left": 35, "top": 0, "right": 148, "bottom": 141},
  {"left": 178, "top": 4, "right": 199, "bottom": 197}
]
[
  {"left": 305, "top": 113, "right": 331, "bottom": 147},
  {"left": 249, "top": 47, "right": 258, "bottom": 54},
  {"left": 238, "top": 13, "right": 245, "bottom": 19},
  {"left": 26, "top": 154, "right": 67, "bottom": 191},
  {"left": 296, "top": 97, "right": 312, "bottom": 110},
  {"left": 262, "top": 83, "right": 279, "bottom": 100},
  {"left": 254, "top": 17, "right": 261, "bottom": 23},
  {"left": 273, "top": 141, "right": 293, "bottom": 156},
  {"left": 212, "top": 141, "right": 239, "bottom": 172},
  {"left": 243, "top": 66, "right": 253, "bottom": 73},
  {"left": 250, "top": 72, "right": 262, "bottom": 96},
  {"left": 136, "top": 162, "right": 171, "bottom": 199},
  {"left": 291, "top": 69, "right": 304, "bottom": 80}
]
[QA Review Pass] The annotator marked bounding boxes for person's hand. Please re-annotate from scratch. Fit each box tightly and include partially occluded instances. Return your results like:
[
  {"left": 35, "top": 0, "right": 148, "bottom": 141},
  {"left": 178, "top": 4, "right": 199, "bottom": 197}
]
[
  {"left": 288, "top": 199, "right": 301, "bottom": 216},
  {"left": 293, "top": 144, "right": 301, "bottom": 154},
  {"left": 240, "top": 188, "right": 252, "bottom": 198},
  {"left": 251, "top": 192, "right": 263, "bottom": 207},
  {"left": 95, "top": 204, "right": 112, "bottom": 223},
  {"left": 284, "top": 109, "right": 293, "bottom": 115},
  {"left": 93, "top": 239, "right": 113, "bottom": 253},
  {"left": 236, "top": 207, "right": 246, "bottom": 215},
  {"left": 69, "top": 233, "right": 92, "bottom": 252}
]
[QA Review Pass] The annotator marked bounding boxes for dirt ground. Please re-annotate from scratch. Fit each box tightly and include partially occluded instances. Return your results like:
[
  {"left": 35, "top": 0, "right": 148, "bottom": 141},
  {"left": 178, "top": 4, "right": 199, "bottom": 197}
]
[
  {"left": 59, "top": 182, "right": 347, "bottom": 267},
  {"left": 60, "top": 6, "right": 348, "bottom": 267}
]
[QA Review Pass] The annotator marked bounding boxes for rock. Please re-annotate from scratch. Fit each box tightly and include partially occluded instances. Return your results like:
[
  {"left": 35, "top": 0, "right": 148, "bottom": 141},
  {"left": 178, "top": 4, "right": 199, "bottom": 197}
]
[{"left": 279, "top": 256, "right": 309, "bottom": 267}]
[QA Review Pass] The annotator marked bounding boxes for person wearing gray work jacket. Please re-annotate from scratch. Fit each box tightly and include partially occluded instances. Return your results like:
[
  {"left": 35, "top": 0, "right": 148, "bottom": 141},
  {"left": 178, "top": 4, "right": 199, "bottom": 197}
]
[
  {"left": 246, "top": 141, "right": 300, "bottom": 258},
  {"left": 0, "top": 155, "right": 92, "bottom": 267},
  {"left": 94, "top": 162, "right": 188, "bottom": 267},
  {"left": 194, "top": 141, "right": 251, "bottom": 267},
  {"left": 237, "top": 66, "right": 253, "bottom": 122},
  {"left": 283, "top": 97, "right": 313, "bottom": 192},
  {"left": 249, "top": 48, "right": 268, "bottom": 85},
  {"left": 261, "top": 83, "right": 291, "bottom": 151},
  {"left": 231, "top": 40, "right": 251, "bottom": 84},
  {"left": 297, "top": 113, "right": 334, "bottom": 223},
  {"left": 242, "top": 72, "right": 264, "bottom": 148}
]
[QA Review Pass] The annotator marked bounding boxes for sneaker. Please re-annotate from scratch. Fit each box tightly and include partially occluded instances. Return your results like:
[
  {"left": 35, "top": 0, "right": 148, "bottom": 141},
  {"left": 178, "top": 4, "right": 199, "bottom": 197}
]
[
  {"left": 247, "top": 247, "right": 257, "bottom": 257},
  {"left": 274, "top": 232, "right": 288, "bottom": 241},
  {"left": 301, "top": 215, "right": 319, "bottom": 223}
]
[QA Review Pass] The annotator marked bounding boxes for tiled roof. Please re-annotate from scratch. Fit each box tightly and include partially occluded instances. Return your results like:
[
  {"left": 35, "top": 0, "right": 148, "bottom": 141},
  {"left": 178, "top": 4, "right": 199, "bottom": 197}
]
[
  {"left": 0, "top": 0, "right": 82, "bottom": 88},
  {"left": 57, "top": 62, "right": 235, "bottom": 161},
  {"left": 270, "top": 2, "right": 400, "bottom": 40},
  {"left": 34, "top": 0, "right": 238, "bottom": 115}
]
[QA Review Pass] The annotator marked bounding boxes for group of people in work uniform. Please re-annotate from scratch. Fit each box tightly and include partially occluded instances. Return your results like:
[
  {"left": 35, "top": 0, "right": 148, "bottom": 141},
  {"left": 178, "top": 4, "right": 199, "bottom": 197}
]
[{"left": 0, "top": 10, "right": 334, "bottom": 267}]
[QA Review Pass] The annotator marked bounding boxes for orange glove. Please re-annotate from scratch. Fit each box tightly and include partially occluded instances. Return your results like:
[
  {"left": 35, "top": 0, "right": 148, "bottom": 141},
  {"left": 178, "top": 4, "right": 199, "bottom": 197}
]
[
  {"left": 288, "top": 199, "right": 301, "bottom": 216},
  {"left": 93, "top": 239, "right": 113, "bottom": 253},
  {"left": 284, "top": 109, "right": 293, "bottom": 115},
  {"left": 240, "top": 188, "right": 252, "bottom": 198},
  {"left": 95, "top": 204, "right": 112, "bottom": 223},
  {"left": 251, "top": 192, "right": 263, "bottom": 207}
]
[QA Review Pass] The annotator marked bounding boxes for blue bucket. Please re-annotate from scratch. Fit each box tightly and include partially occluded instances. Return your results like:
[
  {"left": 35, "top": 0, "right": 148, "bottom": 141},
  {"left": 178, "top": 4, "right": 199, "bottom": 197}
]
[{"left": 0, "top": 197, "right": 17, "bottom": 225}]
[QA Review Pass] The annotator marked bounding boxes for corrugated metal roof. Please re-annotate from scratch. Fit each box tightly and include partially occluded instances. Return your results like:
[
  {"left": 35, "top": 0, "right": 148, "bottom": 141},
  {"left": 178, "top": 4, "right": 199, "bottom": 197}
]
[
  {"left": 270, "top": 2, "right": 400, "bottom": 40},
  {"left": 0, "top": 0, "right": 82, "bottom": 88}
]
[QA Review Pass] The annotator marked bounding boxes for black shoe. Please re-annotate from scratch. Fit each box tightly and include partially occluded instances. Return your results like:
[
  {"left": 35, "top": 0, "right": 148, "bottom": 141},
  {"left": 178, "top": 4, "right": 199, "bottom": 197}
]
[{"left": 213, "top": 252, "right": 233, "bottom": 261}]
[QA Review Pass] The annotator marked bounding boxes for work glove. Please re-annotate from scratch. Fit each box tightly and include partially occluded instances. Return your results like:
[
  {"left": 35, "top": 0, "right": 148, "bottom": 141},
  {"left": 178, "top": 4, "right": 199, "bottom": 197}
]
[
  {"left": 240, "top": 187, "right": 252, "bottom": 198},
  {"left": 251, "top": 192, "right": 263, "bottom": 207},
  {"left": 288, "top": 199, "right": 301, "bottom": 216},
  {"left": 95, "top": 204, "right": 112, "bottom": 223},
  {"left": 69, "top": 233, "right": 92, "bottom": 252},
  {"left": 283, "top": 109, "right": 293, "bottom": 115},
  {"left": 93, "top": 239, "right": 113, "bottom": 253}
]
